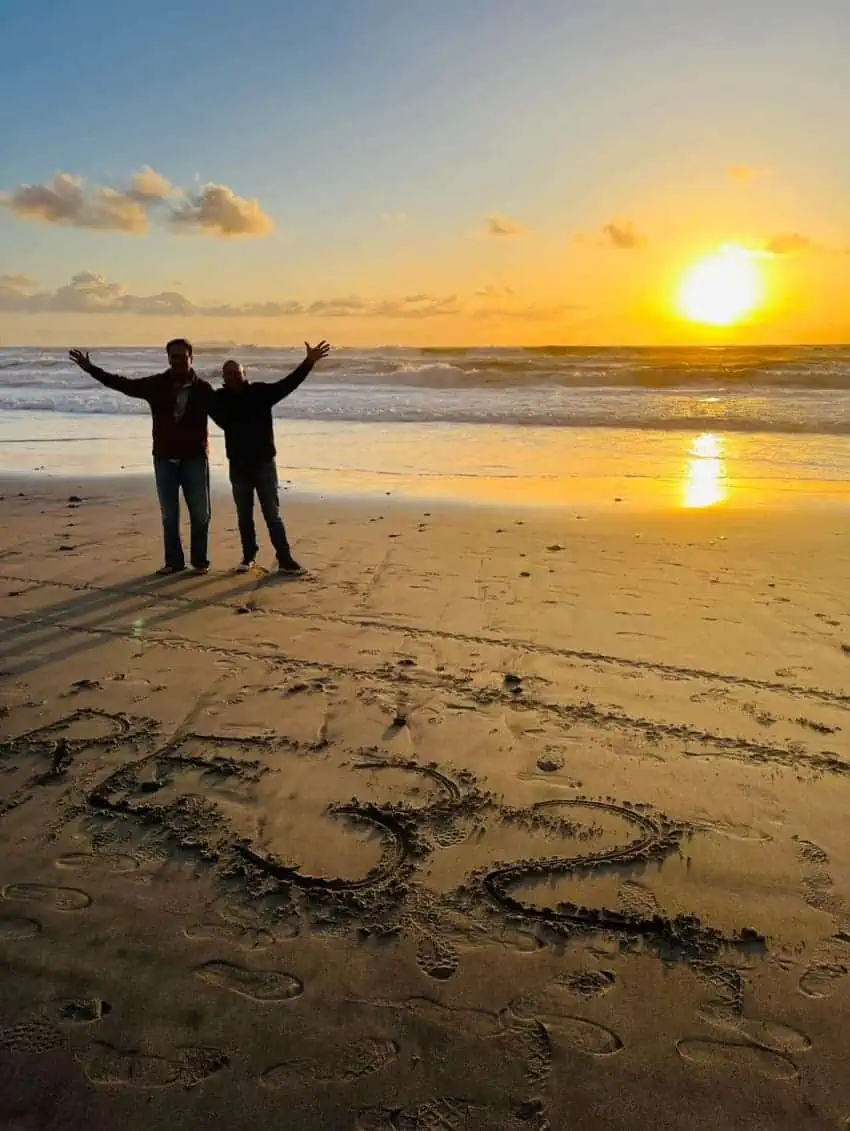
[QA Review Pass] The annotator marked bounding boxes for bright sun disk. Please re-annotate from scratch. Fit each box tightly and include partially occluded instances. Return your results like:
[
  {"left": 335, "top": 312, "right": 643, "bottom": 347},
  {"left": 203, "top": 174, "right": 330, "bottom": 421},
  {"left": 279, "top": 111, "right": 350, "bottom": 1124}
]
[{"left": 677, "top": 244, "right": 762, "bottom": 327}]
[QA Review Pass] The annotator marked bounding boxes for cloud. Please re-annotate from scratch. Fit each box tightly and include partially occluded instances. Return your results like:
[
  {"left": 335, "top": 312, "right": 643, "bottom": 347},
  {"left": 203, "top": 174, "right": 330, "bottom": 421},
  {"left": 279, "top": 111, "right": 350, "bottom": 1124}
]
[
  {"left": 127, "top": 165, "right": 175, "bottom": 202},
  {"left": 169, "top": 183, "right": 274, "bottom": 237},
  {"left": 602, "top": 221, "right": 644, "bottom": 250},
  {"left": 0, "top": 273, "right": 458, "bottom": 319},
  {"left": 485, "top": 213, "right": 528, "bottom": 237},
  {"left": 727, "top": 164, "right": 770, "bottom": 184},
  {"left": 381, "top": 211, "right": 408, "bottom": 225},
  {"left": 472, "top": 302, "right": 581, "bottom": 322},
  {"left": 0, "top": 273, "right": 36, "bottom": 289},
  {"left": 1, "top": 169, "right": 273, "bottom": 238},
  {"left": 308, "top": 293, "right": 459, "bottom": 319},
  {"left": 475, "top": 284, "right": 515, "bottom": 297},
  {"left": 765, "top": 232, "right": 813, "bottom": 255},
  {"left": 1, "top": 173, "right": 150, "bottom": 233}
]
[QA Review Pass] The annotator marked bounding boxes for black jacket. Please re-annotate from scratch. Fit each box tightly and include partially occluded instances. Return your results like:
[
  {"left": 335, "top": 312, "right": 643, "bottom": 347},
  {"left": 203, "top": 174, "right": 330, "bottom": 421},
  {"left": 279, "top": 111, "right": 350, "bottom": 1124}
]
[
  {"left": 209, "top": 359, "right": 313, "bottom": 463},
  {"left": 89, "top": 366, "right": 213, "bottom": 458}
]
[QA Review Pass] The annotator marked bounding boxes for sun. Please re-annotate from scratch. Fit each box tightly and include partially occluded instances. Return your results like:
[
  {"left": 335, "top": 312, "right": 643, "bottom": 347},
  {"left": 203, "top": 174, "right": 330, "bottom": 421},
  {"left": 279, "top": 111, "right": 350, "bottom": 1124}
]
[{"left": 677, "top": 244, "right": 763, "bottom": 326}]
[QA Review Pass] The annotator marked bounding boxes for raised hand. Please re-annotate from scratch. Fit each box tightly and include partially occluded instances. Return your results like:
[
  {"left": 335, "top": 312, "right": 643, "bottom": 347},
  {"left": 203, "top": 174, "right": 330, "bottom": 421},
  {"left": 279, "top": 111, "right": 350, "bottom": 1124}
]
[
  {"left": 304, "top": 340, "right": 330, "bottom": 366},
  {"left": 69, "top": 349, "right": 93, "bottom": 373}
]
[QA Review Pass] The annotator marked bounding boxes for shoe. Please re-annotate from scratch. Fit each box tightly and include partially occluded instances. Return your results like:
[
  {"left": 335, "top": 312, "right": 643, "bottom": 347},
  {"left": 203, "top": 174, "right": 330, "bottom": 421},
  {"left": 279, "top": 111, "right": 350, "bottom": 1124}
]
[
  {"left": 278, "top": 556, "right": 305, "bottom": 576},
  {"left": 236, "top": 560, "right": 255, "bottom": 573},
  {"left": 155, "top": 564, "right": 186, "bottom": 576},
  {"left": 191, "top": 564, "right": 210, "bottom": 575}
]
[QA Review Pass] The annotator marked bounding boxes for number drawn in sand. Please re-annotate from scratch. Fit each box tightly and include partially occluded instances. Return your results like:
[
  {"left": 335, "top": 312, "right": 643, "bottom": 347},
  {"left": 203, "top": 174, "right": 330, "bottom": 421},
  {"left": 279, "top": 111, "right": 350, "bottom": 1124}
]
[{"left": 184, "top": 921, "right": 275, "bottom": 949}]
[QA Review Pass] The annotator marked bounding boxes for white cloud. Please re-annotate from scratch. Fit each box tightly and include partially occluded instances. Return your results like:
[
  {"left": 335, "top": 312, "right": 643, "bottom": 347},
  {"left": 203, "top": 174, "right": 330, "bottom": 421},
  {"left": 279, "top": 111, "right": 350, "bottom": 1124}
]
[
  {"left": 1, "top": 169, "right": 273, "bottom": 238},
  {"left": 1, "top": 173, "right": 149, "bottom": 233},
  {"left": 127, "top": 165, "right": 175, "bottom": 202},
  {"left": 169, "top": 183, "right": 274, "bottom": 238}
]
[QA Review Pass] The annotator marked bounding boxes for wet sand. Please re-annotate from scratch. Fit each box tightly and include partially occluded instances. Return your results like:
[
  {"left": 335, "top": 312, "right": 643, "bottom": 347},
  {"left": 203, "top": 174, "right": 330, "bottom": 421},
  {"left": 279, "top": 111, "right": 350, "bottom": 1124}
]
[{"left": 0, "top": 478, "right": 848, "bottom": 1130}]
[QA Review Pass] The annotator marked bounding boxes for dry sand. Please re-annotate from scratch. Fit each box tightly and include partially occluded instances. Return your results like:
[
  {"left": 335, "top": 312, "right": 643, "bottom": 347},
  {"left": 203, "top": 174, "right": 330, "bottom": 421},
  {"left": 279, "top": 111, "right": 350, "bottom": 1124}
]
[{"left": 0, "top": 478, "right": 848, "bottom": 1130}]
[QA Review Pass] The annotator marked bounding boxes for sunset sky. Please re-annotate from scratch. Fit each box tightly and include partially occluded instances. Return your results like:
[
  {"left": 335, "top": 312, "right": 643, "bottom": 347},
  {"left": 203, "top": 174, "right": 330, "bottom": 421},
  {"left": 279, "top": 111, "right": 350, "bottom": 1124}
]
[{"left": 2, "top": 0, "right": 849, "bottom": 347}]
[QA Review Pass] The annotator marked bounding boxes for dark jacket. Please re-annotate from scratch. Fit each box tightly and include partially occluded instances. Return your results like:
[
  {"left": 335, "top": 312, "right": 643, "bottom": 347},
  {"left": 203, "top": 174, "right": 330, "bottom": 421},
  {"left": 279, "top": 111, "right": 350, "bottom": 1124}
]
[
  {"left": 209, "top": 359, "right": 313, "bottom": 464},
  {"left": 89, "top": 366, "right": 213, "bottom": 459}
]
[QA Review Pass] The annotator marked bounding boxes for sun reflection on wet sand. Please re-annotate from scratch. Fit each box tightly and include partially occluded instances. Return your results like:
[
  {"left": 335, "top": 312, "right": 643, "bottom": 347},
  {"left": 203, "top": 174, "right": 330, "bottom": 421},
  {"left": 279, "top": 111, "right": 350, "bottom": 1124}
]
[{"left": 683, "top": 433, "right": 727, "bottom": 509}]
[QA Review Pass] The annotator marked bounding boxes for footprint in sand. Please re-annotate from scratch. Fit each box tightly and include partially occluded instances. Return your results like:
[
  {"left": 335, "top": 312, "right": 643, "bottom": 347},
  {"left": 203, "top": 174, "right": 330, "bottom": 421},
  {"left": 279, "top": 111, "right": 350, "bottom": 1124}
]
[
  {"left": 509, "top": 1006, "right": 622, "bottom": 1057},
  {"left": 798, "top": 963, "right": 849, "bottom": 999},
  {"left": 79, "top": 1041, "right": 228, "bottom": 1089},
  {"left": 184, "top": 922, "right": 275, "bottom": 949},
  {"left": 414, "top": 931, "right": 459, "bottom": 981},
  {"left": 0, "top": 1018, "right": 66, "bottom": 1056},
  {"left": 56, "top": 852, "right": 140, "bottom": 875},
  {"left": 0, "top": 916, "right": 41, "bottom": 941},
  {"left": 44, "top": 998, "right": 112, "bottom": 1025},
  {"left": 1, "top": 882, "right": 91, "bottom": 912},
  {"left": 193, "top": 960, "right": 303, "bottom": 1002},
  {"left": 675, "top": 1038, "right": 799, "bottom": 1081},
  {"left": 260, "top": 1037, "right": 400, "bottom": 1089}
]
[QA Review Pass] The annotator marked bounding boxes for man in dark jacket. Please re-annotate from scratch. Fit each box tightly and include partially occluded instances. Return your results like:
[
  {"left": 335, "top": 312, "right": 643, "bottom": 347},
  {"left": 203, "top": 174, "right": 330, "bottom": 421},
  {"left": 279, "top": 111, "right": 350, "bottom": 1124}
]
[
  {"left": 210, "top": 340, "right": 330, "bottom": 574},
  {"left": 69, "top": 339, "right": 214, "bottom": 575}
]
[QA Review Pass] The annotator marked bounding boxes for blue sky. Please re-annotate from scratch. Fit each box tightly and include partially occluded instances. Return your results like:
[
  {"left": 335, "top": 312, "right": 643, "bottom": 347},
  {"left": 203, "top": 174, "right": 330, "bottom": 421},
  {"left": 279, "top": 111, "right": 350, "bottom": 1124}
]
[{"left": 2, "top": 0, "right": 849, "bottom": 344}]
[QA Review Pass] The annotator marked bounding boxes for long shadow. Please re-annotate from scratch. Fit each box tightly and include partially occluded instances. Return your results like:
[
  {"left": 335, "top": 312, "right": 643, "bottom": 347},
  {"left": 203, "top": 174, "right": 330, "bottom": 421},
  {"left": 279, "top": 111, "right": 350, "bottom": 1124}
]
[{"left": 0, "top": 570, "right": 265, "bottom": 680}]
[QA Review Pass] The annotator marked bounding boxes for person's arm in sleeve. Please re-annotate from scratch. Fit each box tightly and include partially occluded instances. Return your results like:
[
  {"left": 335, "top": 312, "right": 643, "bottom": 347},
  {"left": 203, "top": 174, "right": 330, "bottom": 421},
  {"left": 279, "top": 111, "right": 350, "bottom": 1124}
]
[
  {"left": 68, "top": 349, "right": 154, "bottom": 400},
  {"left": 204, "top": 385, "right": 226, "bottom": 430},
  {"left": 260, "top": 340, "right": 330, "bottom": 407}
]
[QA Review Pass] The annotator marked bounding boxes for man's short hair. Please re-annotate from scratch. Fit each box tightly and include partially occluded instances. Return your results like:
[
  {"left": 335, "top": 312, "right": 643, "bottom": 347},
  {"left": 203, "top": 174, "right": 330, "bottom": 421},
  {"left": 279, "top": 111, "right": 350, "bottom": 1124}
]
[{"left": 166, "top": 338, "right": 193, "bottom": 357}]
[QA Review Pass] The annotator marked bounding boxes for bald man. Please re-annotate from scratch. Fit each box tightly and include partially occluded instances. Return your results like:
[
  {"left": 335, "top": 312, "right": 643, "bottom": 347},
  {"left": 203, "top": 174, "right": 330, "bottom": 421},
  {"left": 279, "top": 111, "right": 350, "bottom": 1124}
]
[{"left": 209, "top": 341, "right": 330, "bottom": 573}]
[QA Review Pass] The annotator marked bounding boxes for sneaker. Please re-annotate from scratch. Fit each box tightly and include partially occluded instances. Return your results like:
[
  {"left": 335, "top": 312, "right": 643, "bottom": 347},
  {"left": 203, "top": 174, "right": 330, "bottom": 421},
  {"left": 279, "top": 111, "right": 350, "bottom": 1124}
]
[
  {"left": 278, "top": 556, "right": 305, "bottom": 576},
  {"left": 191, "top": 564, "right": 210, "bottom": 575},
  {"left": 236, "top": 560, "right": 255, "bottom": 573},
  {"left": 155, "top": 564, "right": 186, "bottom": 576}
]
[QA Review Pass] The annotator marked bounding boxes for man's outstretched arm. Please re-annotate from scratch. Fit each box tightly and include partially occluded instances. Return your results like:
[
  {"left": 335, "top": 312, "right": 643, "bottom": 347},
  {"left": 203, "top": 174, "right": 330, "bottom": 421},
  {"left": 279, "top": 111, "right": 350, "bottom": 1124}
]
[
  {"left": 262, "top": 341, "right": 330, "bottom": 406},
  {"left": 69, "top": 349, "right": 154, "bottom": 400}
]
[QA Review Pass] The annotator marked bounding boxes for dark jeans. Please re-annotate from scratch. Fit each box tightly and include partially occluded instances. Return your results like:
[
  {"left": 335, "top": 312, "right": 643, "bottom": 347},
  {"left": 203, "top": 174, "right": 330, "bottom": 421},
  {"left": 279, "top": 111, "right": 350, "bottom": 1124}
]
[
  {"left": 229, "top": 460, "right": 291, "bottom": 563},
  {"left": 153, "top": 455, "right": 211, "bottom": 569}
]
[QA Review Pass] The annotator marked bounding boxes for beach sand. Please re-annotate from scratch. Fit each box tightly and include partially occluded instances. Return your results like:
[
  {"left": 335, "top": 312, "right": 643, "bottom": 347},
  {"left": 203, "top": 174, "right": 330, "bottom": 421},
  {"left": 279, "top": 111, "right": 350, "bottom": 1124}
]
[{"left": 0, "top": 478, "right": 848, "bottom": 1129}]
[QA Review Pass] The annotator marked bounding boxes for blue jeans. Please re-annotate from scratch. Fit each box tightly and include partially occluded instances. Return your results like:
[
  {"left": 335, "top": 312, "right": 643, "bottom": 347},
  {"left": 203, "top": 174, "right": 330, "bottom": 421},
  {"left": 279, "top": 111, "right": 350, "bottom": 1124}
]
[
  {"left": 153, "top": 456, "right": 211, "bottom": 569},
  {"left": 229, "top": 460, "right": 291, "bottom": 563}
]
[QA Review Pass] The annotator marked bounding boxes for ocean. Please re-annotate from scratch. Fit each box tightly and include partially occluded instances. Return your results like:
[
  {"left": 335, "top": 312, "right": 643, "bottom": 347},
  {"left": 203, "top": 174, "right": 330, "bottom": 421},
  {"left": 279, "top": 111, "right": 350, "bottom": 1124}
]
[{"left": 1, "top": 344, "right": 849, "bottom": 506}]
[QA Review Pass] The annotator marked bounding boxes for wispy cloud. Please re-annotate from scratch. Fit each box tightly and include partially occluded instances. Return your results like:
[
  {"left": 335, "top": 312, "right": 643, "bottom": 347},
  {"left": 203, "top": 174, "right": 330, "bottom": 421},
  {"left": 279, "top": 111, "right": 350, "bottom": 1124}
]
[
  {"left": 0, "top": 273, "right": 458, "bottom": 319},
  {"left": 381, "top": 211, "right": 409, "bottom": 225},
  {"left": 473, "top": 302, "right": 582, "bottom": 322},
  {"left": 602, "top": 221, "right": 644, "bottom": 250},
  {"left": 475, "top": 284, "right": 516, "bottom": 297},
  {"left": 484, "top": 213, "right": 528, "bottom": 237},
  {"left": 765, "top": 232, "right": 813, "bottom": 255},
  {"left": 727, "top": 164, "right": 770, "bottom": 184},
  {"left": 0, "top": 169, "right": 273, "bottom": 238}
]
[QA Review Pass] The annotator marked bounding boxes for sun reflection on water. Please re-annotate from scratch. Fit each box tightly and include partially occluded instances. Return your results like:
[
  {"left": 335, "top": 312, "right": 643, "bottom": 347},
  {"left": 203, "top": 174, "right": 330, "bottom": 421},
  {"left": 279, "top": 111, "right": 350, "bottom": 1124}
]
[{"left": 683, "top": 433, "right": 727, "bottom": 508}]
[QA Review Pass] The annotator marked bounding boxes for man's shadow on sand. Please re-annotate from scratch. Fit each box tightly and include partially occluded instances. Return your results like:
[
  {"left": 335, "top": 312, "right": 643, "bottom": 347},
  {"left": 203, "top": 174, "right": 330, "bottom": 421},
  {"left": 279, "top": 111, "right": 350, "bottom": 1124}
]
[{"left": 0, "top": 567, "right": 302, "bottom": 681}]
